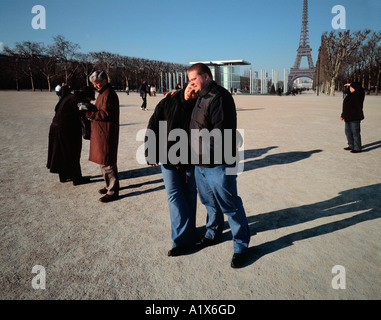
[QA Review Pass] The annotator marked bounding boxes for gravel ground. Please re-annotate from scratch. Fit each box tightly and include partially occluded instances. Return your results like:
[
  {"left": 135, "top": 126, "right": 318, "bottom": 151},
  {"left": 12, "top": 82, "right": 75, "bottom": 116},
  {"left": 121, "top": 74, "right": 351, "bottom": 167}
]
[{"left": 0, "top": 90, "right": 380, "bottom": 300}]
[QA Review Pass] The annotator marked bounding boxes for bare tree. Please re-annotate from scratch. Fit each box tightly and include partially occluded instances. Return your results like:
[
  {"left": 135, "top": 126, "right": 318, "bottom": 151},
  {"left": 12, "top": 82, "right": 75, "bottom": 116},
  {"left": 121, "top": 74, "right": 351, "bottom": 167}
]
[
  {"left": 36, "top": 43, "right": 59, "bottom": 92},
  {"left": 117, "top": 55, "right": 135, "bottom": 89},
  {"left": 51, "top": 35, "right": 80, "bottom": 85},
  {"left": 1, "top": 33, "right": 191, "bottom": 92},
  {"left": 362, "top": 31, "right": 381, "bottom": 93},
  {"left": 77, "top": 53, "right": 96, "bottom": 86},
  {"left": 321, "top": 30, "right": 370, "bottom": 96},
  {"left": 375, "top": 45, "right": 381, "bottom": 95},
  {"left": 2, "top": 48, "right": 23, "bottom": 90},
  {"left": 4, "top": 41, "right": 43, "bottom": 91},
  {"left": 89, "top": 51, "right": 119, "bottom": 83}
]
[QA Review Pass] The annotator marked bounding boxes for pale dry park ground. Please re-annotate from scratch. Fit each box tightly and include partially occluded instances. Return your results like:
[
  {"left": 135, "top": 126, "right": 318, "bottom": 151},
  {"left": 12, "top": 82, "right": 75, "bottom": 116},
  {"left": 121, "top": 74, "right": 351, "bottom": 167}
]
[{"left": 0, "top": 89, "right": 380, "bottom": 300}]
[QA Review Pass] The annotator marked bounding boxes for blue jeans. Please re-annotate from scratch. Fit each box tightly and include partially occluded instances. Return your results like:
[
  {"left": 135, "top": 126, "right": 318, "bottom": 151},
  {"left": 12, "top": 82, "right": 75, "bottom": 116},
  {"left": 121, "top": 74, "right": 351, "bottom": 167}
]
[
  {"left": 161, "top": 165, "right": 197, "bottom": 248},
  {"left": 345, "top": 121, "right": 362, "bottom": 151},
  {"left": 195, "top": 165, "right": 250, "bottom": 253}
]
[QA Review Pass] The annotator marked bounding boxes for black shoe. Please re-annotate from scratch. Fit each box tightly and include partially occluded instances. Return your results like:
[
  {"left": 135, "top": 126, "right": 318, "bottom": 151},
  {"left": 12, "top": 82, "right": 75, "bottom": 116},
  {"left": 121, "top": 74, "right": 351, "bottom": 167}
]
[
  {"left": 168, "top": 245, "right": 193, "bottom": 257},
  {"left": 350, "top": 150, "right": 362, "bottom": 153},
  {"left": 99, "top": 194, "right": 119, "bottom": 203},
  {"left": 344, "top": 147, "right": 352, "bottom": 151},
  {"left": 98, "top": 187, "right": 108, "bottom": 195},
  {"left": 59, "top": 174, "right": 71, "bottom": 183},
  {"left": 231, "top": 252, "right": 247, "bottom": 269},
  {"left": 73, "top": 177, "right": 90, "bottom": 186},
  {"left": 195, "top": 236, "right": 221, "bottom": 249}
]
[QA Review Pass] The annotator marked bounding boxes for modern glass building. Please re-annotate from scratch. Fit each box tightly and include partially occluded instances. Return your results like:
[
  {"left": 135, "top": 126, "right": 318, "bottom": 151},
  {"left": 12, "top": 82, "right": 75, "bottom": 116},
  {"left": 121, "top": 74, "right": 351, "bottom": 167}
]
[{"left": 189, "top": 60, "right": 251, "bottom": 91}]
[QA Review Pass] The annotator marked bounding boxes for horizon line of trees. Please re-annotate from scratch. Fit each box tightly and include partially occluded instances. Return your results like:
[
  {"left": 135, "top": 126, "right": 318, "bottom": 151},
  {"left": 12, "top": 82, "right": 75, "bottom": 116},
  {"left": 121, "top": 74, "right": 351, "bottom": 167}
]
[
  {"left": 0, "top": 35, "right": 188, "bottom": 92},
  {"left": 315, "top": 29, "right": 381, "bottom": 96},
  {"left": 2, "top": 31, "right": 381, "bottom": 97}
]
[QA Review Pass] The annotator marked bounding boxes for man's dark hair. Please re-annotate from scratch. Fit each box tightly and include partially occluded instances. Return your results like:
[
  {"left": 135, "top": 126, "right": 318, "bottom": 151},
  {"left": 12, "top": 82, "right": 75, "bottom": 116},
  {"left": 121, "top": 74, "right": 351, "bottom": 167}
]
[{"left": 188, "top": 63, "right": 213, "bottom": 80}]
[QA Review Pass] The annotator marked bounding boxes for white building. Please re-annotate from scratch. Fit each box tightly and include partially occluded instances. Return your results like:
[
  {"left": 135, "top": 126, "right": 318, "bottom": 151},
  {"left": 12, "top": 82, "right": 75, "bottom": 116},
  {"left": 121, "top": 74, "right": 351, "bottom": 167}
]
[
  {"left": 260, "top": 70, "right": 268, "bottom": 94},
  {"left": 272, "top": 69, "right": 279, "bottom": 90},
  {"left": 189, "top": 60, "right": 251, "bottom": 91}
]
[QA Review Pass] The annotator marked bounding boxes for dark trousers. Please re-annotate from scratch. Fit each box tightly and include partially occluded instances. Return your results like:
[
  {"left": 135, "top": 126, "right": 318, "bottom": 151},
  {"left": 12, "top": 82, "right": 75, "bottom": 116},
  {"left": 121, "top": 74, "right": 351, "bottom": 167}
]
[
  {"left": 141, "top": 94, "right": 147, "bottom": 109},
  {"left": 345, "top": 120, "right": 362, "bottom": 151}
]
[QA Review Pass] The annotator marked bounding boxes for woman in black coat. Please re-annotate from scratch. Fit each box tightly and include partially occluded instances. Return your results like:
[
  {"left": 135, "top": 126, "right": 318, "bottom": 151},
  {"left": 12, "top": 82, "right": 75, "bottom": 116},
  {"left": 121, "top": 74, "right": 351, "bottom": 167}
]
[
  {"left": 341, "top": 82, "right": 365, "bottom": 153},
  {"left": 47, "top": 87, "right": 95, "bottom": 184},
  {"left": 145, "top": 85, "right": 198, "bottom": 256}
]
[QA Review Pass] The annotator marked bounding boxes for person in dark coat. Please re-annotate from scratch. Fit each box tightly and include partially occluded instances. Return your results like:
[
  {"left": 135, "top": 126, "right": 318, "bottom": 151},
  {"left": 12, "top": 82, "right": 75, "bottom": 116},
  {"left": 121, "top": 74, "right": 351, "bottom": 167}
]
[
  {"left": 145, "top": 84, "right": 198, "bottom": 257},
  {"left": 60, "top": 83, "right": 71, "bottom": 99},
  {"left": 139, "top": 81, "right": 149, "bottom": 110},
  {"left": 87, "top": 70, "right": 120, "bottom": 203},
  {"left": 341, "top": 82, "right": 365, "bottom": 153},
  {"left": 47, "top": 87, "right": 95, "bottom": 185}
]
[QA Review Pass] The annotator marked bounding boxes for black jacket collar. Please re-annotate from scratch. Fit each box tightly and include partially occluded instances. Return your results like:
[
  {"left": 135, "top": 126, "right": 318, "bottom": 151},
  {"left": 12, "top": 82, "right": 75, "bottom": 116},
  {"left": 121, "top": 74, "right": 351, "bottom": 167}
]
[{"left": 199, "top": 81, "right": 217, "bottom": 97}]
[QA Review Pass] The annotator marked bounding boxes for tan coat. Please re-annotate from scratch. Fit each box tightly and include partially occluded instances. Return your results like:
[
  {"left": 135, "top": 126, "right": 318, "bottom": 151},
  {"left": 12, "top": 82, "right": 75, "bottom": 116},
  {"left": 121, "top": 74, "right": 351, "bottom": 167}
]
[{"left": 86, "top": 84, "right": 119, "bottom": 165}]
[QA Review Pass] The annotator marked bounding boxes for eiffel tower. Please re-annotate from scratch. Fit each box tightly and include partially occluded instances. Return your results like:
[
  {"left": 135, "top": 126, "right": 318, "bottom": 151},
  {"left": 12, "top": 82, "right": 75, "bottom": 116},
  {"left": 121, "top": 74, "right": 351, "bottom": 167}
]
[{"left": 288, "top": 0, "right": 315, "bottom": 90}]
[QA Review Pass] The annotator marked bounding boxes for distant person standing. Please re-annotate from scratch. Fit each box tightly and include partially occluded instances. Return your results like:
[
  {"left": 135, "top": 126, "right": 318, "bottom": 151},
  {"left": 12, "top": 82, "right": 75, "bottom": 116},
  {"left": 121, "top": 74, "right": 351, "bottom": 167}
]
[
  {"left": 87, "top": 70, "right": 120, "bottom": 202},
  {"left": 341, "top": 82, "right": 365, "bottom": 153},
  {"left": 60, "top": 83, "right": 71, "bottom": 100},
  {"left": 139, "top": 81, "right": 149, "bottom": 110},
  {"left": 55, "top": 83, "right": 62, "bottom": 100}
]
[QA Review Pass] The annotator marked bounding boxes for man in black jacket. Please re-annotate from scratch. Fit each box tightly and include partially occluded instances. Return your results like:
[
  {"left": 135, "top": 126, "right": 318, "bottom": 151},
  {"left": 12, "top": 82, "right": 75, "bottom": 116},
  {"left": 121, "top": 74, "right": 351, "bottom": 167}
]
[
  {"left": 187, "top": 63, "right": 250, "bottom": 268},
  {"left": 341, "top": 82, "right": 365, "bottom": 153}
]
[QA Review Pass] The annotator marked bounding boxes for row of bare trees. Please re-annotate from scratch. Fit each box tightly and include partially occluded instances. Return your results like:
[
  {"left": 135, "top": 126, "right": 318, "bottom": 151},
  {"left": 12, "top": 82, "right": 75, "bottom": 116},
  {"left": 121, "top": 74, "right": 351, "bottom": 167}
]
[
  {"left": 315, "top": 30, "right": 381, "bottom": 96},
  {"left": 1, "top": 35, "right": 188, "bottom": 91}
]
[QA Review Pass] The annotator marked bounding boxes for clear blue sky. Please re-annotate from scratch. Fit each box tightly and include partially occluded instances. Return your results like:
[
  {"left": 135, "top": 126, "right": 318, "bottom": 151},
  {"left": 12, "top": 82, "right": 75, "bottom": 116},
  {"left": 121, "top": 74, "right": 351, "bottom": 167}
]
[{"left": 1, "top": 0, "right": 380, "bottom": 77}]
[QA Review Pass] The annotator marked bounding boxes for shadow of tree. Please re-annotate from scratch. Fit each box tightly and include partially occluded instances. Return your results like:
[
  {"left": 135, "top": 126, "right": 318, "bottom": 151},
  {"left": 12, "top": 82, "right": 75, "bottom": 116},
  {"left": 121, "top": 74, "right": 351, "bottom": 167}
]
[{"left": 239, "top": 183, "right": 381, "bottom": 267}]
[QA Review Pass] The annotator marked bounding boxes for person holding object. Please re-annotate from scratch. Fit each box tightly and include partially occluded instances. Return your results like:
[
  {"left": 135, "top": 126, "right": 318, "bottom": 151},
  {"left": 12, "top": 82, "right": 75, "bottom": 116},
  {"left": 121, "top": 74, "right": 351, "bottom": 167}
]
[
  {"left": 87, "top": 70, "right": 120, "bottom": 203},
  {"left": 47, "top": 87, "right": 95, "bottom": 185},
  {"left": 187, "top": 63, "right": 250, "bottom": 268},
  {"left": 146, "top": 84, "right": 198, "bottom": 256},
  {"left": 340, "top": 82, "right": 365, "bottom": 153}
]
